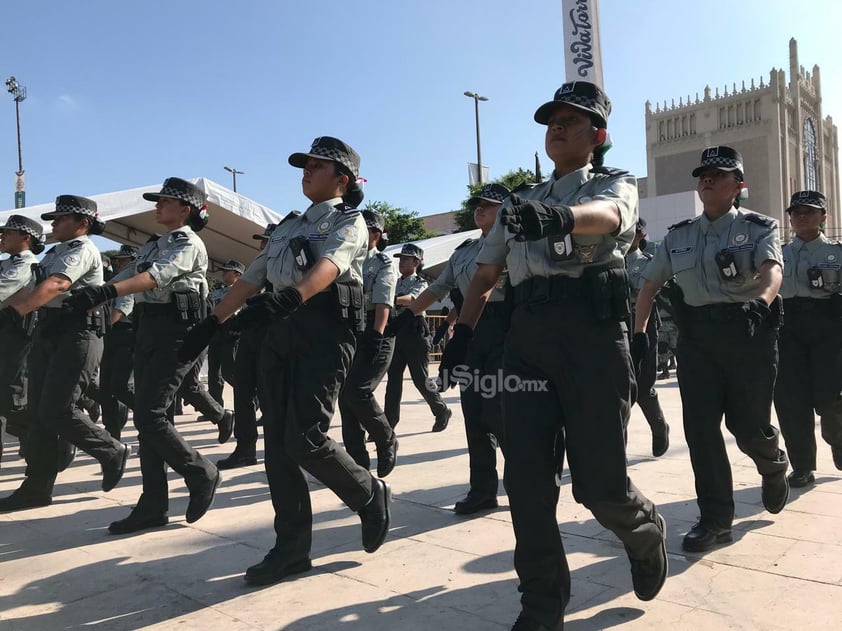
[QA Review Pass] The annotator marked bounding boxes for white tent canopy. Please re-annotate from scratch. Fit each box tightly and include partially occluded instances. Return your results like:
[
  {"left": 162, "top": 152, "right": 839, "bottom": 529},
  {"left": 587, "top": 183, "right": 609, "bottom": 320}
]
[
  {"left": 0, "top": 178, "right": 282, "bottom": 270},
  {"left": 383, "top": 229, "right": 481, "bottom": 280}
]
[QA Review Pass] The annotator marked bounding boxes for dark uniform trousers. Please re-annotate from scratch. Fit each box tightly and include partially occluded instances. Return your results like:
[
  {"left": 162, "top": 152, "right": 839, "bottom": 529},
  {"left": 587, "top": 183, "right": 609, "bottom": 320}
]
[
  {"left": 339, "top": 316, "right": 395, "bottom": 469},
  {"left": 384, "top": 317, "right": 448, "bottom": 428},
  {"left": 133, "top": 309, "right": 217, "bottom": 514},
  {"left": 100, "top": 322, "right": 135, "bottom": 440},
  {"left": 634, "top": 311, "right": 668, "bottom": 436},
  {"left": 175, "top": 348, "right": 225, "bottom": 423},
  {"left": 23, "top": 311, "right": 121, "bottom": 494},
  {"left": 678, "top": 309, "right": 787, "bottom": 530},
  {"left": 461, "top": 303, "right": 507, "bottom": 498},
  {"left": 232, "top": 324, "right": 267, "bottom": 452},
  {"left": 207, "top": 329, "right": 238, "bottom": 406},
  {"left": 504, "top": 297, "right": 662, "bottom": 627},
  {"left": 774, "top": 300, "right": 842, "bottom": 471},
  {"left": 0, "top": 326, "right": 33, "bottom": 464},
  {"left": 258, "top": 297, "right": 373, "bottom": 556}
]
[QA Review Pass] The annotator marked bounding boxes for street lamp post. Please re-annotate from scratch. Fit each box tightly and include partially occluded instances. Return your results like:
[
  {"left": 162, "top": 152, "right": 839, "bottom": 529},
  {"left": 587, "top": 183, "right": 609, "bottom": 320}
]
[
  {"left": 464, "top": 91, "right": 488, "bottom": 184},
  {"left": 5, "top": 76, "right": 27, "bottom": 208},
  {"left": 223, "top": 165, "right": 244, "bottom": 192}
]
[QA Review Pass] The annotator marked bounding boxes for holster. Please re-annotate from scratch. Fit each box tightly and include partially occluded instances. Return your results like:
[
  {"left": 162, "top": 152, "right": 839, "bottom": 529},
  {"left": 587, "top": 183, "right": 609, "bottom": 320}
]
[
  {"left": 334, "top": 282, "right": 365, "bottom": 333},
  {"left": 450, "top": 288, "right": 464, "bottom": 313},
  {"left": 86, "top": 305, "right": 111, "bottom": 337},
  {"left": 831, "top": 293, "right": 842, "bottom": 318},
  {"left": 582, "top": 263, "right": 630, "bottom": 322},
  {"left": 665, "top": 280, "right": 690, "bottom": 332}
]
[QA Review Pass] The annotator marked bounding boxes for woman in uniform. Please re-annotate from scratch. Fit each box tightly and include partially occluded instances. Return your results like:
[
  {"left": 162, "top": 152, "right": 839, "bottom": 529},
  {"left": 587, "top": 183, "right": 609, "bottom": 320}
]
[{"left": 65, "top": 178, "right": 224, "bottom": 533}]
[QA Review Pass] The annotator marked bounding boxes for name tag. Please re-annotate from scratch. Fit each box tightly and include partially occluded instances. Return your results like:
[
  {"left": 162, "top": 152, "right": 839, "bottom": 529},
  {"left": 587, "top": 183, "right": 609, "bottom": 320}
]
[
  {"left": 818, "top": 263, "right": 841, "bottom": 270},
  {"left": 727, "top": 243, "right": 755, "bottom": 253},
  {"left": 307, "top": 233, "right": 328, "bottom": 241},
  {"left": 670, "top": 246, "right": 692, "bottom": 254}
]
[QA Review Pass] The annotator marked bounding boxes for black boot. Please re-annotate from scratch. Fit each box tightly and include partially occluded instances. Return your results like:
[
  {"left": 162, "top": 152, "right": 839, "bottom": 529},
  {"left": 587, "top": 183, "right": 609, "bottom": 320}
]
[
  {"left": 217, "top": 445, "right": 258, "bottom": 470},
  {"left": 244, "top": 548, "right": 312, "bottom": 586},
  {"left": 358, "top": 478, "right": 391, "bottom": 553}
]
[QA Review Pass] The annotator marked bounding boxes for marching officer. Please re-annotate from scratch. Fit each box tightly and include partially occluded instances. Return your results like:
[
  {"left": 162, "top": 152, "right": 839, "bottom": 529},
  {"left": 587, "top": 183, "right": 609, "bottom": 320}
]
[
  {"left": 64, "top": 178, "right": 225, "bottom": 533},
  {"left": 627, "top": 219, "right": 670, "bottom": 456},
  {"left": 100, "top": 244, "right": 139, "bottom": 440},
  {"left": 338, "top": 210, "right": 399, "bottom": 477},
  {"left": 0, "top": 215, "right": 44, "bottom": 466},
  {"left": 635, "top": 146, "right": 789, "bottom": 553},
  {"left": 384, "top": 244, "right": 452, "bottom": 432},
  {"left": 389, "top": 183, "right": 510, "bottom": 515},
  {"left": 444, "top": 81, "right": 667, "bottom": 630},
  {"left": 217, "top": 222, "right": 278, "bottom": 469},
  {"left": 0, "top": 196, "right": 129, "bottom": 511},
  {"left": 207, "top": 259, "right": 244, "bottom": 406},
  {"left": 177, "top": 136, "right": 391, "bottom": 585},
  {"left": 774, "top": 190, "right": 842, "bottom": 488}
]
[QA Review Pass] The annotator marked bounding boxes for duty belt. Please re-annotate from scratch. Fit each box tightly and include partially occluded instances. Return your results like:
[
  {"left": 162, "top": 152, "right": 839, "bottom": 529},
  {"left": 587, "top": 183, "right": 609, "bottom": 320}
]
[
  {"left": 481, "top": 301, "right": 508, "bottom": 318},
  {"left": 512, "top": 275, "right": 585, "bottom": 305},
  {"left": 135, "top": 302, "right": 178, "bottom": 316},
  {"left": 783, "top": 297, "right": 833, "bottom": 314},
  {"left": 684, "top": 303, "right": 746, "bottom": 322}
]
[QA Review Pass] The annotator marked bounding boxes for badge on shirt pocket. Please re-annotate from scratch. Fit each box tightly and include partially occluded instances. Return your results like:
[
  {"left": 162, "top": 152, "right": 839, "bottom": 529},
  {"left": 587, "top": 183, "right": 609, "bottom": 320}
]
[{"left": 548, "top": 234, "right": 575, "bottom": 261}]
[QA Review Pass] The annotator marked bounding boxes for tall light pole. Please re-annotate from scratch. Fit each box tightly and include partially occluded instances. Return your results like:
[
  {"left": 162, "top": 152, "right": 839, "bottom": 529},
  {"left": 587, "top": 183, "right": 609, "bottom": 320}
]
[
  {"left": 5, "top": 76, "right": 27, "bottom": 208},
  {"left": 223, "top": 165, "right": 244, "bottom": 192},
  {"left": 464, "top": 91, "right": 488, "bottom": 184}
]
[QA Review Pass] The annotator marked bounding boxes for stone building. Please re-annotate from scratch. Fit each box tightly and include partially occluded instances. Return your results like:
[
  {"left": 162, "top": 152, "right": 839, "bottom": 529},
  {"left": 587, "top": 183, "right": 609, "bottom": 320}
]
[{"left": 640, "top": 38, "right": 840, "bottom": 238}]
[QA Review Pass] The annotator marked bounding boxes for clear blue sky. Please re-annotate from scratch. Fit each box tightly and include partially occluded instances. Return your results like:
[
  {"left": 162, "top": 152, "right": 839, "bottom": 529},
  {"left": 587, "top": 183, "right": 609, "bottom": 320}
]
[{"left": 1, "top": 0, "right": 839, "bottom": 220}]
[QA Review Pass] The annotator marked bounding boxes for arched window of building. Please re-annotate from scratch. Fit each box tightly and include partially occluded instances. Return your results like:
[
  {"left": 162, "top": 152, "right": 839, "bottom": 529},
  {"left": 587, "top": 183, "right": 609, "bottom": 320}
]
[{"left": 804, "top": 118, "right": 818, "bottom": 190}]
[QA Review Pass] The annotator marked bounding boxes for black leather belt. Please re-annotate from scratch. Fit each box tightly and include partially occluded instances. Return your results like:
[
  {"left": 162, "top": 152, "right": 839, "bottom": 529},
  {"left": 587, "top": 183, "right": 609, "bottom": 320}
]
[
  {"left": 685, "top": 303, "right": 745, "bottom": 321},
  {"left": 783, "top": 297, "right": 832, "bottom": 314},
  {"left": 512, "top": 275, "right": 585, "bottom": 305}
]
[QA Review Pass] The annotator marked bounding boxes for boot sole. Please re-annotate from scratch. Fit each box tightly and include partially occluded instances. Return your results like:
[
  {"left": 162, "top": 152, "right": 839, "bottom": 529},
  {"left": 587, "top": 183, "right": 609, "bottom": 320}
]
[
  {"left": 635, "top": 514, "right": 668, "bottom": 601},
  {"left": 244, "top": 558, "right": 313, "bottom": 586}
]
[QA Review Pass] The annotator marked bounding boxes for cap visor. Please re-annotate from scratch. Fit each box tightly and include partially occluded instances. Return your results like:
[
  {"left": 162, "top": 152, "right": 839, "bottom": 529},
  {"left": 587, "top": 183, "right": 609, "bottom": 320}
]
[
  {"left": 288, "top": 152, "right": 320, "bottom": 169},
  {"left": 692, "top": 166, "right": 740, "bottom": 177},
  {"left": 786, "top": 203, "right": 825, "bottom": 213},
  {"left": 40, "top": 211, "right": 70, "bottom": 220},
  {"left": 252, "top": 234, "right": 270, "bottom": 240},
  {"left": 534, "top": 100, "right": 606, "bottom": 127}
]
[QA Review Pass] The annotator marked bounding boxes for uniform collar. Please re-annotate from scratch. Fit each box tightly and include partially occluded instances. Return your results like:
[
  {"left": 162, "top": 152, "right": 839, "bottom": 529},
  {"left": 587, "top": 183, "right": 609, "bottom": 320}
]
[
  {"left": 548, "top": 165, "right": 591, "bottom": 197},
  {"left": 793, "top": 232, "right": 828, "bottom": 252},
  {"left": 700, "top": 207, "right": 737, "bottom": 235},
  {"left": 304, "top": 197, "right": 343, "bottom": 223},
  {"left": 164, "top": 225, "right": 194, "bottom": 238},
  {"left": 58, "top": 234, "right": 91, "bottom": 248}
]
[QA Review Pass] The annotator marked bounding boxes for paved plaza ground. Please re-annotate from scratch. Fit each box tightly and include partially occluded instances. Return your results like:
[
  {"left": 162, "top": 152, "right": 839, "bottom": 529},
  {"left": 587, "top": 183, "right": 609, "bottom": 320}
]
[{"left": 2, "top": 372, "right": 842, "bottom": 630}]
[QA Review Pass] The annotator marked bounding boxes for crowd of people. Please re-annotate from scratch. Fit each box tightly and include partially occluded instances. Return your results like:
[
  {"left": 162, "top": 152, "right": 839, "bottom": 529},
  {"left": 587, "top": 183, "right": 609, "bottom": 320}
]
[{"left": 0, "top": 79, "right": 839, "bottom": 631}]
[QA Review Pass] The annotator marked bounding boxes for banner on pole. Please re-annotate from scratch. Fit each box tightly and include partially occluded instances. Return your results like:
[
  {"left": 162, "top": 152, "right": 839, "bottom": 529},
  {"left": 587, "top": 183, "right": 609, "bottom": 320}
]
[
  {"left": 14, "top": 172, "right": 25, "bottom": 208},
  {"left": 468, "top": 163, "right": 489, "bottom": 186},
  {"left": 561, "top": 0, "right": 604, "bottom": 88}
]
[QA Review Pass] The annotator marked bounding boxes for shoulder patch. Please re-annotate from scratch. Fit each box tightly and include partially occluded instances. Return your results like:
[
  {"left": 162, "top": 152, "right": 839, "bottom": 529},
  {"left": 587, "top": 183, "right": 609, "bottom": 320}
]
[
  {"left": 280, "top": 210, "right": 301, "bottom": 225},
  {"left": 743, "top": 212, "right": 776, "bottom": 228},
  {"left": 455, "top": 238, "right": 476, "bottom": 250},
  {"left": 668, "top": 217, "right": 697, "bottom": 231},
  {"left": 590, "top": 165, "right": 630, "bottom": 177},
  {"left": 171, "top": 231, "right": 189, "bottom": 241}
]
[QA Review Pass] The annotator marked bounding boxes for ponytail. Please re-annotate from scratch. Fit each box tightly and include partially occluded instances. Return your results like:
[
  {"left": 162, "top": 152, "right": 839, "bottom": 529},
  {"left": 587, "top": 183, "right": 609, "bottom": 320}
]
[{"left": 343, "top": 182, "right": 365, "bottom": 208}]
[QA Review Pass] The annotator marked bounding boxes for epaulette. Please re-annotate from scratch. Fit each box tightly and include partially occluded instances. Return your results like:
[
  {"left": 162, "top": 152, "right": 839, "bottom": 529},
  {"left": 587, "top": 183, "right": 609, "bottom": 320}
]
[
  {"left": 511, "top": 181, "right": 539, "bottom": 195},
  {"left": 455, "top": 238, "right": 475, "bottom": 250},
  {"left": 334, "top": 203, "right": 360, "bottom": 215},
  {"left": 67, "top": 239, "right": 83, "bottom": 249},
  {"left": 280, "top": 210, "right": 301, "bottom": 225},
  {"left": 146, "top": 234, "right": 159, "bottom": 244},
  {"left": 171, "top": 231, "right": 189, "bottom": 241},
  {"left": 590, "top": 166, "right": 630, "bottom": 177},
  {"left": 641, "top": 250, "right": 654, "bottom": 260},
  {"left": 376, "top": 251, "right": 392, "bottom": 265},
  {"left": 743, "top": 212, "right": 776, "bottom": 228},
  {"left": 668, "top": 217, "right": 698, "bottom": 231}
]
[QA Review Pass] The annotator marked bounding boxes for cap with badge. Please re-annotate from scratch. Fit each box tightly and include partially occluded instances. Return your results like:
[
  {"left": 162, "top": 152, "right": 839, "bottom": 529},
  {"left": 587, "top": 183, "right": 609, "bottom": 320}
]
[
  {"left": 112, "top": 244, "right": 139, "bottom": 259},
  {"left": 362, "top": 210, "right": 386, "bottom": 233},
  {"left": 288, "top": 136, "right": 360, "bottom": 179},
  {"left": 252, "top": 222, "right": 278, "bottom": 240},
  {"left": 534, "top": 81, "right": 612, "bottom": 128},
  {"left": 143, "top": 177, "right": 209, "bottom": 231},
  {"left": 467, "top": 183, "right": 511, "bottom": 209},
  {"left": 219, "top": 259, "right": 245, "bottom": 274},
  {"left": 394, "top": 243, "right": 424, "bottom": 261},
  {"left": 785, "top": 190, "right": 826, "bottom": 213},
  {"left": 0, "top": 214, "right": 44, "bottom": 240},
  {"left": 41, "top": 195, "right": 99, "bottom": 221},
  {"left": 691, "top": 146, "right": 744, "bottom": 180}
]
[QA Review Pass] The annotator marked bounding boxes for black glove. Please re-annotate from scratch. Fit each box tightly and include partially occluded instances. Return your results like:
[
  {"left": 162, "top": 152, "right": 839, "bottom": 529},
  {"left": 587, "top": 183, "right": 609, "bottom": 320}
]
[
  {"left": 500, "top": 194, "right": 575, "bottom": 242},
  {"left": 384, "top": 308, "right": 414, "bottom": 338},
  {"left": 178, "top": 315, "right": 219, "bottom": 364},
  {"left": 431, "top": 321, "right": 451, "bottom": 346},
  {"left": 359, "top": 329, "right": 385, "bottom": 364},
  {"left": 0, "top": 306, "right": 22, "bottom": 330},
  {"left": 743, "top": 298, "right": 771, "bottom": 336},
  {"left": 63, "top": 284, "right": 118, "bottom": 315},
  {"left": 246, "top": 287, "right": 303, "bottom": 320},
  {"left": 436, "top": 323, "right": 474, "bottom": 391},
  {"left": 630, "top": 332, "right": 649, "bottom": 379}
]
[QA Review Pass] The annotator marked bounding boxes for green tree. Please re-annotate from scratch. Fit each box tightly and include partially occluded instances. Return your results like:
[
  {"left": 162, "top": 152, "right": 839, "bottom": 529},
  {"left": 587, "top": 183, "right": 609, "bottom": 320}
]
[
  {"left": 454, "top": 168, "right": 539, "bottom": 232},
  {"left": 363, "top": 200, "right": 434, "bottom": 244}
]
